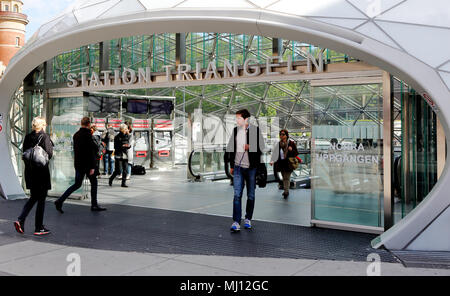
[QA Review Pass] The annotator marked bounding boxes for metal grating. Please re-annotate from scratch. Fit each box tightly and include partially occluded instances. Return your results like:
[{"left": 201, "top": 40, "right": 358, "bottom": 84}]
[{"left": 391, "top": 250, "right": 450, "bottom": 269}]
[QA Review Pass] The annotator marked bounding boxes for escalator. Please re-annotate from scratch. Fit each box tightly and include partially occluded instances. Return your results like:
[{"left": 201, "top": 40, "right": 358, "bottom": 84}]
[{"left": 188, "top": 147, "right": 313, "bottom": 189}]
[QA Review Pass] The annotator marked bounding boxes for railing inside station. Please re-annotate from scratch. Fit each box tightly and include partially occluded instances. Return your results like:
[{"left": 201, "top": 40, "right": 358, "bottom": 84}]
[{"left": 188, "top": 145, "right": 312, "bottom": 189}]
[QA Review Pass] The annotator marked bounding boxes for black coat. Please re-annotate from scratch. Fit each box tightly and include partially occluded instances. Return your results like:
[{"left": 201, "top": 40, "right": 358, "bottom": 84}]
[
  {"left": 92, "top": 134, "right": 104, "bottom": 160},
  {"left": 275, "top": 140, "right": 299, "bottom": 172},
  {"left": 73, "top": 127, "right": 97, "bottom": 171},
  {"left": 113, "top": 132, "right": 130, "bottom": 159},
  {"left": 225, "top": 125, "right": 266, "bottom": 169},
  {"left": 23, "top": 130, "right": 54, "bottom": 190}
]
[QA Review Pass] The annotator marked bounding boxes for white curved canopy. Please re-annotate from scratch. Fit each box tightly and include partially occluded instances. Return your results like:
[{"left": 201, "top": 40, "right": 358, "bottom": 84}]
[
  {"left": 1, "top": 0, "right": 450, "bottom": 251},
  {"left": 20, "top": 0, "right": 450, "bottom": 91}
]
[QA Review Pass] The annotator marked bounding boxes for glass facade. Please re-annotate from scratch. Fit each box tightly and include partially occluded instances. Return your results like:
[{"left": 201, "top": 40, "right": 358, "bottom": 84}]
[
  {"left": 50, "top": 33, "right": 358, "bottom": 85},
  {"left": 393, "top": 79, "right": 439, "bottom": 224},
  {"left": 49, "top": 96, "right": 85, "bottom": 195},
  {"left": 6, "top": 31, "right": 441, "bottom": 233},
  {"left": 311, "top": 84, "right": 384, "bottom": 228}
]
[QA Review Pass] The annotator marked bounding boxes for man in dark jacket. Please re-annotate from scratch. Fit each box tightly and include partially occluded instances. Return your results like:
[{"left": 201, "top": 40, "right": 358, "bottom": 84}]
[
  {"left": 55, "top": 117, "right": 106, "bottom": 213},
  {"left": 225, "top": 109, "right": 266, "bottom": 232}
]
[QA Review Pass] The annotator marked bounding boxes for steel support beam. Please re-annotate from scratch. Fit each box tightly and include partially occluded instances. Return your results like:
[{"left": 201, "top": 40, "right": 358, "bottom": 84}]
[
  {"left": 383, "top": 71, "right": 393, "bottom": 230},
  {"left": 176, "top": 33, "right": 186, "bottom": 66}
]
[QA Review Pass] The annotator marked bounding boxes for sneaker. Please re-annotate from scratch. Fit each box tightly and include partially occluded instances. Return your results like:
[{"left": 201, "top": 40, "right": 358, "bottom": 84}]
[
  {"left": 244, "top": 219, "right": 252, "bottom": 229},
  {"left": 230, "top": 222, "right": 240, "bottom": 232},
  {"left": 126, "top": 176, "right": 130, "bottom": 180},
  {"left": 34, "top": 226, "right": 50, "bottom": 236},
  {"left": 14, "top": 221, "right": 24, "bottom": 234}
]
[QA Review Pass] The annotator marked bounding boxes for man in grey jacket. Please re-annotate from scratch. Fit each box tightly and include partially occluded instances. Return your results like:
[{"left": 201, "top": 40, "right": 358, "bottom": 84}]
[{"left": 225, "top": 109, "right": 266, "bottom": 232}]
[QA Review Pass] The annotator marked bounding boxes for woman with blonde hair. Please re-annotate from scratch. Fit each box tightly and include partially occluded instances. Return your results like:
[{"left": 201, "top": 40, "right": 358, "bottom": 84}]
[
  {"left": 109, "top": 124, "right": 131, "bottom": 187},
  {"left": 14, "top": 116, "right": 54, "bottom": 235}
]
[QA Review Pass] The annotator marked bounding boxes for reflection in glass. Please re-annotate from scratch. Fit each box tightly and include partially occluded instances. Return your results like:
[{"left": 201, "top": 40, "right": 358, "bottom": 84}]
[
  {"left": 49, "top": 97, "right": 85, "bottom": 195},
  {"left": 311, "top": 84, "right": 384, "bottom": 227}
]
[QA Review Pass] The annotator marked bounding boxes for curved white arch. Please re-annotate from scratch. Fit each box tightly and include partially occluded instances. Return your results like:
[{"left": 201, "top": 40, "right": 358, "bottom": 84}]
[{"left": 1, "top": 6, "right": 449, "bottom": 251}]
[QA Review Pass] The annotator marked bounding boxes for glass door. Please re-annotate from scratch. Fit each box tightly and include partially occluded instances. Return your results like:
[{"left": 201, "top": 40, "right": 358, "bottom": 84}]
[
  {"left": 311, "top": 84, "right": 384, "bottom": 229},
  {"left": 48, "top": 96, "right": 86, "bottom": 196},
  {"left": 393, "top": 81, "right": 438, "bottom": 225}
]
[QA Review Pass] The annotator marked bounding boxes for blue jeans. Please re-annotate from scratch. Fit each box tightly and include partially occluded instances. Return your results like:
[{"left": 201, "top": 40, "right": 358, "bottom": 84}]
[
  {"left": 103, "top": 152, "right": 114, "bottom": 174},
  {"left": 119, "top": 163, "right": 132, "bottom": 176},
  {"left": 57, "top": 169, "right": 98, "bottom": 207},
  {"left": 233, "top": 166, "right": 257, "bottom": 223}
]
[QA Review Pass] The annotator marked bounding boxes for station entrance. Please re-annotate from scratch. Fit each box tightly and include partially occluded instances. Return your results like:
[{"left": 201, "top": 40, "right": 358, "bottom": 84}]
[{"left": 6, "top": 33, "right": 443, "bottom": 234}]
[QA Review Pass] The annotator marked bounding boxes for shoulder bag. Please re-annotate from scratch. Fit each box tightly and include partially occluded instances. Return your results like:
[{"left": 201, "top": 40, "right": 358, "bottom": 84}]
[{"left": 22, "top": 134, "right": 49, "bottom": 167}]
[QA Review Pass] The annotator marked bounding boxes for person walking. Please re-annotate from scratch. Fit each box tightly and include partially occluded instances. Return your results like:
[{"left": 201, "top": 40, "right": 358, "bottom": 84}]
[
  {"left": 108, "top": 124, "right": 130, "bottom": 188},
  {"left": 91, "top": 125, "right": 104, "bottom": 178},
  {"left": 225, "top": 109, "right": 265, "bottom": 232},
  {"left": 270, "top": 129, "right": 299, "bottom": 199},
  {"left": 101, "top": 124, "right": 115, "bottom": 176},
  {"left": 14, "top": 117, "right": 54, "bottom": 236},
  {"left": 125, "top": 123, "right": 134, "bottom": 181},
  {"left": 55, "top": 117, "right": 106, "bottom": 213}
]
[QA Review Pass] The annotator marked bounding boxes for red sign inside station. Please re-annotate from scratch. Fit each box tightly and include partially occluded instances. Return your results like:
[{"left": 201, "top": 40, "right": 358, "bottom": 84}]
[
  {"left": 132, "top": 119, "right": 150, "bottom": 129},
  {"left": 108, "top": 119, "right": 122, "bottom": 128},
  {"left": 93, "top": 118, "right": 106, "bottom": 129},
  {"left": 154, "top": 120, "right": 173, "bottom": 130}
]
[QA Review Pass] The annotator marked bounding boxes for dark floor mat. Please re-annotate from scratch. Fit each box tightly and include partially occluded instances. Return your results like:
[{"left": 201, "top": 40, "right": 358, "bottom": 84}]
[{"left": 0, "top": 199, "right": 396, "bottom": 263}]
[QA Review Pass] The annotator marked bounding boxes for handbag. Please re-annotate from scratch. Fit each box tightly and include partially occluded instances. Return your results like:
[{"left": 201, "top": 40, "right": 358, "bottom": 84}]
[
  {"left": 256, "top": 163, "right": 267, "bottom": 188},
  {"left": 22, "top": 134, "right": 49, "bottom": 167},
  {"left": 288, "top": 157, "right": 299, "bottom": 170},
  {"left": 285, "top": 140, "right": 299, "bottom": 171}
]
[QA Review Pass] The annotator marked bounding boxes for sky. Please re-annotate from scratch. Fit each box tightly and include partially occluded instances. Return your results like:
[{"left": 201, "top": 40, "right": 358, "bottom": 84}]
[{"left": 22, "top": 0, "right": 74, "bottom": 41}]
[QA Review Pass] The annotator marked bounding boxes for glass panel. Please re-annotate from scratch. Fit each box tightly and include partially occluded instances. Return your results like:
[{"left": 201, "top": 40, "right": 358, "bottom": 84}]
[
  {"left": 439, "top": 71, "right": 450, "bottom": 90},
  {"left": 347, "top": 0, "right": 403, "bottom": 18},
  {"left": 393, "top": 82, "right": 439, "bottom": 225},
  {"left": 375, "top": 0, "right": 448, "bottom": 28},
  {"left": 355, "top": 22, "right": 400, "bottom": 49},
  {"left": 177, "top": 0, "right": 253, "bottom": 8},
  {"left": 189, "top": 150, "right": 225, "bottom": 175},
  {"left": 268, "top": 0, "right": 366, "bottom": 18},
  {"left": 248, "top": 0, "right": 278, "bottom": 8},
  {"left": 311, "top": 17, "right": 367, "bottom": 30},
  {"left": 42, "top": 13, "right": 79, "bottom": 39},
  {"left": 139, "top": 0, "right": 185, "bottom": 9},
  {"left": 74, "top": 0, "right": 120, "bottom": 23},
  {"left": 376, "top": 21, "right": 450, "bottom": 68},
  {"left": 99, "top": 0, "right": 146, "bottom": 19},
  {"left": 311, "top": 84, "right": 384, "bottom": 227},
  {"left": 439, "top": 62, "right": 450, "bottom": 72},
  {"left": 49, "top": 97, "right": 86, "bottom": 195}
]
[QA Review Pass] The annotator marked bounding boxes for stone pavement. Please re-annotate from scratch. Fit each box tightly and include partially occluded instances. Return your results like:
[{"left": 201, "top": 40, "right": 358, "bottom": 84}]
[{"left": 0, "top": 198, "right": 449, "bottom": 276}]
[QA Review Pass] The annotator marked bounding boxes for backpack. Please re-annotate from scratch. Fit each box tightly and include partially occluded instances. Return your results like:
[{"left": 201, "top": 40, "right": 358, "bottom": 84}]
[{"left": 131, "top": 165, "right": 146, "bottom": 175}]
